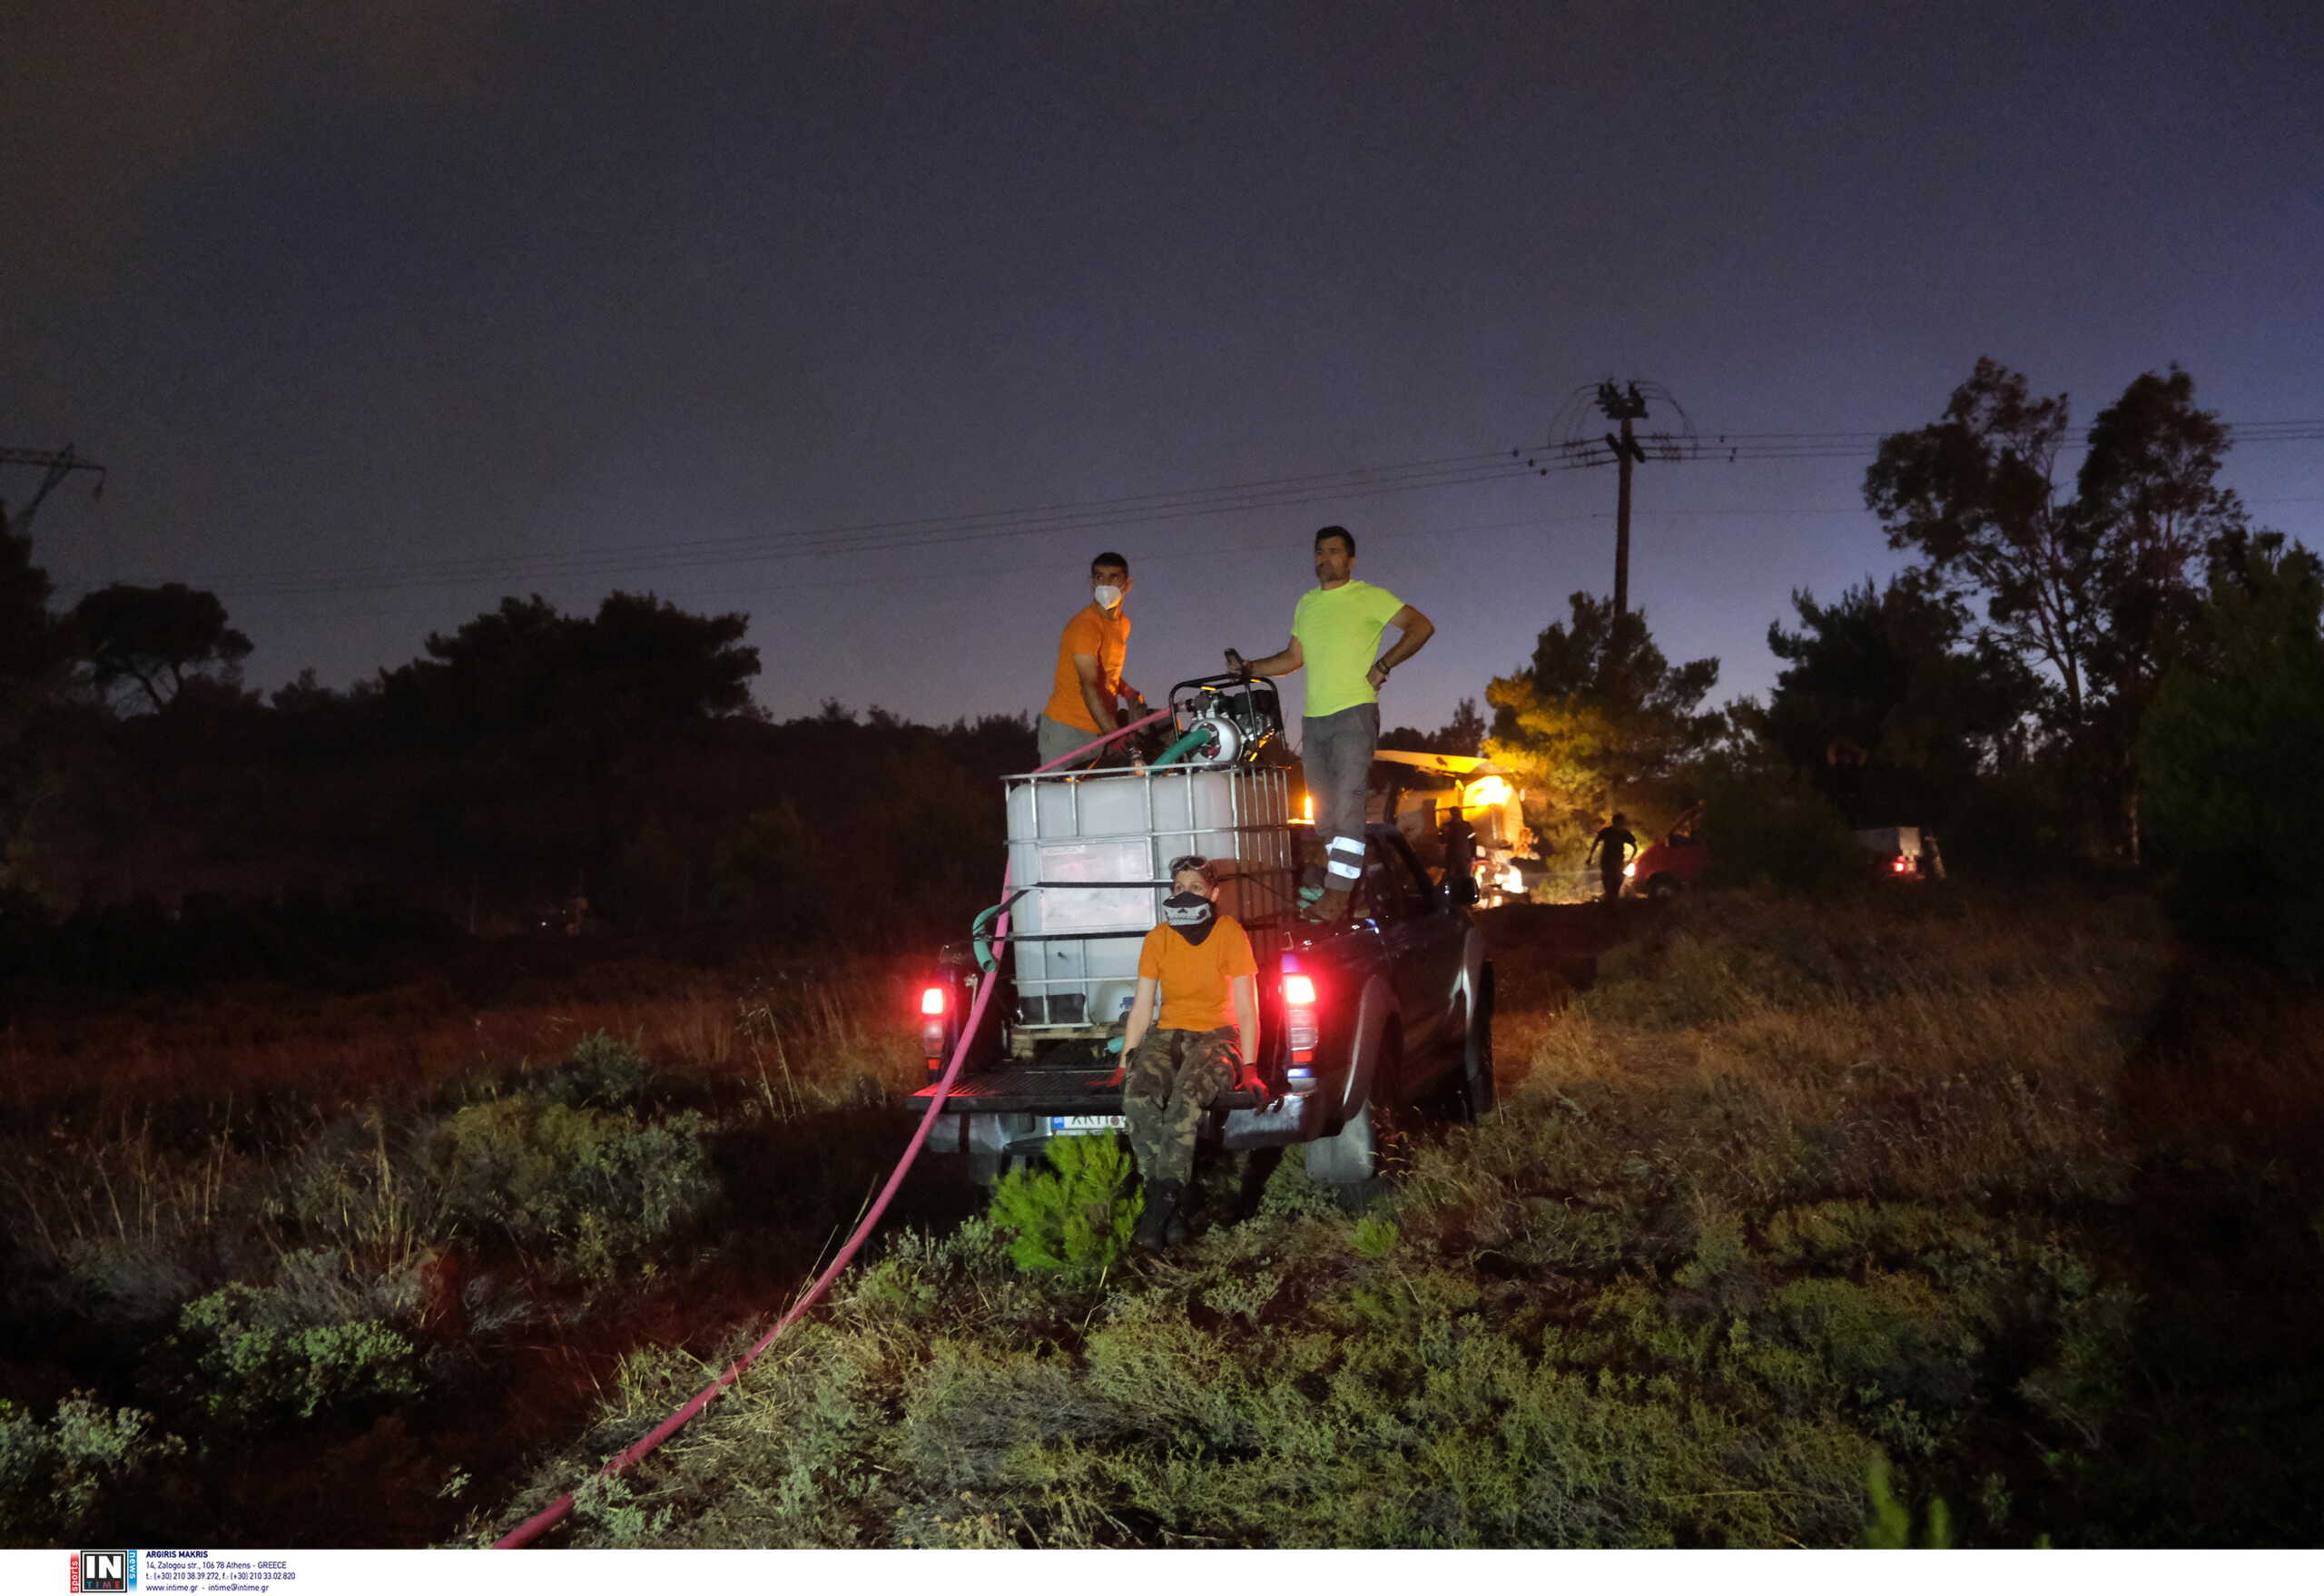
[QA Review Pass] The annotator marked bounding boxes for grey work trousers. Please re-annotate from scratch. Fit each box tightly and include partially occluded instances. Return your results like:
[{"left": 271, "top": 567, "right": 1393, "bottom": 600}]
[
  {"left": 1037, "top": 714, "right": 1107, "bottom": 770},
  {"left": 1302, "top": 703, "right": 1377, "bottom": 892}
]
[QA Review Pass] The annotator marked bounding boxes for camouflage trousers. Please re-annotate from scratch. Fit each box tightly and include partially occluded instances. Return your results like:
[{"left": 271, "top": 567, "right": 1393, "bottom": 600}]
[{"left": 1123, "top": 1025, "right": 1238, "bottom": 1186}]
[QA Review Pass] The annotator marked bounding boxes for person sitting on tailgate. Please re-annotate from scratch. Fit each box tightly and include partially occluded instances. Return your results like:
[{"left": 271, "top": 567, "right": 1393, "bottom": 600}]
[{"left": 1119, "top": 854, "right": 1259, "bottom": 1250}]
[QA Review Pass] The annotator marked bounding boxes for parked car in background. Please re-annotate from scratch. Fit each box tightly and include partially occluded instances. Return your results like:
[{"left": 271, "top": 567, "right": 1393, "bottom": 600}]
[{"left": 1855, "top": 825, "right": 1945, "bottom": 881}]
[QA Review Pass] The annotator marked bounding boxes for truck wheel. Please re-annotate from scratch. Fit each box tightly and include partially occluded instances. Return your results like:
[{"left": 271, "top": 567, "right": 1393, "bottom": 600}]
[
  {"left": 1646, "top": 874, "right": 1679, "bottom": 901},
  {"left": 1457, "top": 968, "right": 1495, "bottom": 1120},
  {"left": 1305, "top": 1027, "right": 1402, "bottom": 1193}
]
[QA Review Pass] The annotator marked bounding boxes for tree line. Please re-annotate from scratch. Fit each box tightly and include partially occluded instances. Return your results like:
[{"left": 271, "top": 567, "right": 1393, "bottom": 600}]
[
  {"left": 1472, "top": 360, "right": 2321, "bottom": 966},
  {"left": 5, "top": 356, "right": 2319, "bottom": 977},
  {"left": 0, "top": 554, "right": 1034, "bottom": 980}
]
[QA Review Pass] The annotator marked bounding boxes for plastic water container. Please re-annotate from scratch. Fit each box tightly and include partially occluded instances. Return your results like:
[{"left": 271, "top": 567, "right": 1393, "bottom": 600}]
[{"left": 1001, "top": 764, "right": 1293, "bottom": 1027}]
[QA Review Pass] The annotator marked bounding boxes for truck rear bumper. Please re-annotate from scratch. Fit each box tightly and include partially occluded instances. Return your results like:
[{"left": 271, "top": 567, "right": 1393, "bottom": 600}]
[
  {"left": 910, "top": 1065, "right": 1268, "bottom": 1115},
  {"left": 909, "top": 1068, "right": 1318, "bottom": 1152}
]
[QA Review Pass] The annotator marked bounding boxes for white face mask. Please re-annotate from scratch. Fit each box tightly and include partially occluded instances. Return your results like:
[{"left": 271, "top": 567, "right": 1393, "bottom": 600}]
[{"left": 1092, "top": 584, "right": 1123, "bottom": 608}]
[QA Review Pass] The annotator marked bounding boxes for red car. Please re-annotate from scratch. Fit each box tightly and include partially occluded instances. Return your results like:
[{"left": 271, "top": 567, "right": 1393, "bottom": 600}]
[{"left": 1627, "top": 829, "right": 1710, "bottom": 899}]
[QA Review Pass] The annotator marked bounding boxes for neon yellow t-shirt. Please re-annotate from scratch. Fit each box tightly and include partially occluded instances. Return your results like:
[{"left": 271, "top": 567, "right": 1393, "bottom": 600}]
[{"left": 1292, "top": 580, "right": 1404, "bottom": 718}]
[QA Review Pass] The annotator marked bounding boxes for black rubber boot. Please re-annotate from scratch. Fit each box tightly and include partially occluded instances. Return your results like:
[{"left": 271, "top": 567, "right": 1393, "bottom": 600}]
[{"left": 1134, "top": 1178, "right": 1183, "bottom": 1252}]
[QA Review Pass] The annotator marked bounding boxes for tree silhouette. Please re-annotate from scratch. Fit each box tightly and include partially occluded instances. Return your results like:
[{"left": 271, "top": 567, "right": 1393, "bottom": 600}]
[
  {"left": 71, "top": 582, "right": 253, "bottom": 712},
  {"left": 1866, "top": 359, "right": 2247, "bottom": 856},
  {"left": 1379, "top": 696, "right": 1486, "bottom": 757},
  {"left": 1757, "top": 572, "right": 2036, "bottom": 826}
]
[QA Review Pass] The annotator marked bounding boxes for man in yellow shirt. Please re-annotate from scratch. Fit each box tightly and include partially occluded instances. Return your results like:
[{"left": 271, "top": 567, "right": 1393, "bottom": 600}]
[
  {"left": 1120, "top": 855, "right": 1258, "bottom": 1250},
  {"left": 1038, "top": 551, "right": 1145, "bottom": 769},
  {"left": 1226, "top": 526, "right": 1434, "bottom": 922}
]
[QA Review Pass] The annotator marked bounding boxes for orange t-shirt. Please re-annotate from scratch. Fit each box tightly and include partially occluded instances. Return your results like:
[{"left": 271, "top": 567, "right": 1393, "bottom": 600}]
[
  {"left": 1043, "top": 603, "right": 1130, "bottom": 731},
  {"left": 1137, "top": 916, "right": 1257, "bottom": 1033}
]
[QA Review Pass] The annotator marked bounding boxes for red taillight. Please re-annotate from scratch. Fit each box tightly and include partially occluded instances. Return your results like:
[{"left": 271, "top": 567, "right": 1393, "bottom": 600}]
[
  {"left": 1891, "top": 857, "right": 1910, "bottom": 874},
  {"left": 1283, "top": 970, "right": 1318, "bottom": 1062},
  {"left": 920, "top": 983, "right": 950, "bottom": 1073}
]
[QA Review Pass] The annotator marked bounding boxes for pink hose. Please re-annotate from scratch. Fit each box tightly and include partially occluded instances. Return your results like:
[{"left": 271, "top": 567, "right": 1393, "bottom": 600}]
[{"left": 495, "top": 704, "right": 1175, "bottom": 1548}]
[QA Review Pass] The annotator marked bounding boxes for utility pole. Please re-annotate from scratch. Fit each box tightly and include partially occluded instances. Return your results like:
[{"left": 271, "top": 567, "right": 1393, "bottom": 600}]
[
  {"left": 1593, "top": 383, "right": 1649, "bottom": 619},
  {"left": 0, "top": 446, "right": 106, "bottom": 539}
]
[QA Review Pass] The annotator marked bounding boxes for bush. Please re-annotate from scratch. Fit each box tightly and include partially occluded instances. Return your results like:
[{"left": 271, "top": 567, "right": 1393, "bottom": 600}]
[
  {"left": 1863, "top": 1455, "right": 1955, "bottom": 1549},
  {"left": 2141, "top": 539, "right": 2324, "bottom": 972},
  {"left": 166, "top": 1266, "right": 427, "bottom": 1424},
  {"left": 987, "top": 1136, "right": 1140, "bottom": 1283},
  {"left": 422, "top": 1097, "right": 718, "bottom": 1278},
  {"left": 529, "top": 1032, "right": 656, "bottom": 1109},
  {"left": 0, "top": 1394, "right": 184, "bottom": 1543},
  {"left": 1698, "top": 764, "right": 1864, "bottom": 893}
]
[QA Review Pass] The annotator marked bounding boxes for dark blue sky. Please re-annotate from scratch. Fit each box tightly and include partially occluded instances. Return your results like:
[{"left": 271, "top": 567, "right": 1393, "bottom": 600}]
[{"left": 8, "top": 1, "right": 2320, "bottom": 731}]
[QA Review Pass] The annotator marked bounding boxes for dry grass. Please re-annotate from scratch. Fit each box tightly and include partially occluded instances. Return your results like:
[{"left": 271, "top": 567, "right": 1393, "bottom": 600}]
[
  {"left": 0, "top": 945, "right": 924, "bottom": 1116},
  {"left": 481, "top": 883, "right": 2324, "bottom": 1550},
  {"left": 1521, "top": 888, "right": 2179, "bottom": 1208}
]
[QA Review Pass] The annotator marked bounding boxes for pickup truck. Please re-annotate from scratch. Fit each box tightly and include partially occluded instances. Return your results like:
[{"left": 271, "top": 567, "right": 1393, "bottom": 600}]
[{"left": 910, "top": 675, "right": 1493, "bottom": 1191}]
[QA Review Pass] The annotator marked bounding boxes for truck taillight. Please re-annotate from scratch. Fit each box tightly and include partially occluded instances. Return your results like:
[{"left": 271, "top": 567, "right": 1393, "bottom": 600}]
[
  {"left": 920, "top": 983, "right": 950, "bottom": 1072},
  {"left": 1283, "top": 970, "right": 1318, "bottom": 1063},
  {"left": 1891, "top": 856, "right": 1910, "bottom": 875}
]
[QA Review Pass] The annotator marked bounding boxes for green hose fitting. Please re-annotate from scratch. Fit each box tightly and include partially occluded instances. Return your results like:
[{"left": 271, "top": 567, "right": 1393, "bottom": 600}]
[
  {"left": 1147, "top": 724, "right": 1216, "bottom": 769},
  {"left": 971, "top": 902, "right": 1005, "bottom": 971}
]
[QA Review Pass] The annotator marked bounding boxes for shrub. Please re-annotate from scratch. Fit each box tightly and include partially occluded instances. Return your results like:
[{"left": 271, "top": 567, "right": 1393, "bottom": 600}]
[
  {"left": 0, "top": 1394, "right": 184, "bottom": 1543},
  {"left": 530, "top": 1032, "right": 657, "bottom": 1109},
  {"left": 1699, "top": 764, "right": 1864, "bottom": 893},
  {"left": 421, "top": 1097, "right": 717, "bottom": 1277},
  {"left": 1863, "top": 1455, "right": 1954, "bottom": 1548},
  {"left": 2141, "top": 537, "right": 2324, "bottom": 971},
  {"left": 987, "top": 1136, "right": 1139, "bottom": 1283},
  {"left": 166, "top": 1267, "right": 427, "bottom": 1424}
]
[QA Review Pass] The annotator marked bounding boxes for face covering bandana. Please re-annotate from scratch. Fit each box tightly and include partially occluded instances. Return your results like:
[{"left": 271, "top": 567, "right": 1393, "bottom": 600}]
[
  {"left": 1093, "top": 584, "right": 1123, "bottom": 608},
  {"left": 1160, "top": 891, "right": 1216, "bottom": 945}
]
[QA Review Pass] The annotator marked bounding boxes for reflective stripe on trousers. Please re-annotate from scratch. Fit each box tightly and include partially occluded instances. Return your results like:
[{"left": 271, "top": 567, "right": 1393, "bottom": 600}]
[{"left": 1302, "top": 703, "right": 1378, "bottom": 882}]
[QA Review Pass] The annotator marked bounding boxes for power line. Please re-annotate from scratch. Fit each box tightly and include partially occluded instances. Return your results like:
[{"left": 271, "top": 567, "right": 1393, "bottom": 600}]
[
  {"left": 168, "top": 448, "right": 1531, "bottom": 593},
  {"left": 69, "top": 416, "right": 2324, "bottom": 603},
  {"left": 1545, "top": 419, "right": 2324, "bottom": 469},
  {"left": 219, "top": 512, "right": 1605, "bottom": 629}
]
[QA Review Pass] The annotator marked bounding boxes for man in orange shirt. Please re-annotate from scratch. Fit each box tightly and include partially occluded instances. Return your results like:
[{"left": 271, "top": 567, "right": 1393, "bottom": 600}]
[
  {"left": 1037, "top": 551, "right": 1146, "bottom": 769},
  {"left": 1120, "top": 854, "right": 1259, "bottom": 1250}
]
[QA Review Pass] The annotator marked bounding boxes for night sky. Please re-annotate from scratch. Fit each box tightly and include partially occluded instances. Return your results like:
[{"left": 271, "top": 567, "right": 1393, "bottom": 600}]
[{"left": 8, "top": 2, "right": 2320, "bottom": 732}]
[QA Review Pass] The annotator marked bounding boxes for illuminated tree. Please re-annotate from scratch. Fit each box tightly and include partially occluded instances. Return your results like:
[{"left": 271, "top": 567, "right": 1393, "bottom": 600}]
[{"left": 1484, "top": 593, "right": 1718, "bottom": 862}]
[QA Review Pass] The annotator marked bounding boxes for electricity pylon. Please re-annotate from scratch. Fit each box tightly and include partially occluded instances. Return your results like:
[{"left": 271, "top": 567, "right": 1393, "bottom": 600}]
[{"left": 0, "top": 445, "right": 106, "bottom": 538}]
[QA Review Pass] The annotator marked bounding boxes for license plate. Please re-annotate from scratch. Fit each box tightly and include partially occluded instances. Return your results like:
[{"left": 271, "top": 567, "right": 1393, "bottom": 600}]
[{"left": 1049, "top": 1115, "right": 1125, "bottom": 1135}]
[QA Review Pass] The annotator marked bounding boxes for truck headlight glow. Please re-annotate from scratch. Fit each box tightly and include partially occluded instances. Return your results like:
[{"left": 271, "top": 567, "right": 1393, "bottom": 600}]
[{"left": 1462, "top": 775, "right": 1512, "bottom": 810}]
